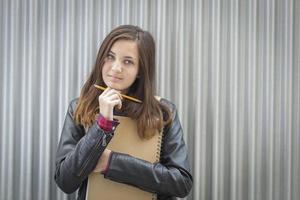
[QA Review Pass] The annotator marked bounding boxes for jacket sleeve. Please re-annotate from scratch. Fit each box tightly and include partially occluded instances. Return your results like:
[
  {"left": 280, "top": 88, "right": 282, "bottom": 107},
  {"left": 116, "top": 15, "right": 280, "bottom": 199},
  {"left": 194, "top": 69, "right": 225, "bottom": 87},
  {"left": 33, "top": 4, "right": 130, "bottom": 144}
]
[
  {"left": 54, "top": 99, "right": 114, "bottom": 194},
  {"left": 104, "top": 101, "right": 193, "bottom": 198}
]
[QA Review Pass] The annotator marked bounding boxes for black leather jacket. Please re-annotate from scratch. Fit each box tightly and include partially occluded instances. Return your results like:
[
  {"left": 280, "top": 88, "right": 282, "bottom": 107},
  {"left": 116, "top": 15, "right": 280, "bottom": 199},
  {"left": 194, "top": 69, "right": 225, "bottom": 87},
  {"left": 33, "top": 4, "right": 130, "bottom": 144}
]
[{"left": 54, "top": 98, "right": 193, "bottom": 200}]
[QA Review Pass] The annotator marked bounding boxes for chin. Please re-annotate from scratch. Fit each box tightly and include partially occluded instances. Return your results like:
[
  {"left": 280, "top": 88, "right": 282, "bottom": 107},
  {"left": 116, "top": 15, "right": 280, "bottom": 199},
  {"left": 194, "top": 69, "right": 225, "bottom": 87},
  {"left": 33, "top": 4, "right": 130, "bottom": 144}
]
[{"left": 106, "top": 82, "right": 125, "bottom": 91}]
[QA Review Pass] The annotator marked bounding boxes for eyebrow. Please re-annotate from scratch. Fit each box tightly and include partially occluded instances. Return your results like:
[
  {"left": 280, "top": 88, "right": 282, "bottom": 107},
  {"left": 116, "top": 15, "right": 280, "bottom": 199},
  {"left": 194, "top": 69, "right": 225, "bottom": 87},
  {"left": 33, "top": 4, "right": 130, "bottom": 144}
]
[
  {"left": 108, "top": 50, "right": 116, "bottom": 55},
  {"left": 109, "top": 50, "right": 135, "bottom": 60},
  {"left": 124, "top": 56, "right": 134, "bottom": 60}
]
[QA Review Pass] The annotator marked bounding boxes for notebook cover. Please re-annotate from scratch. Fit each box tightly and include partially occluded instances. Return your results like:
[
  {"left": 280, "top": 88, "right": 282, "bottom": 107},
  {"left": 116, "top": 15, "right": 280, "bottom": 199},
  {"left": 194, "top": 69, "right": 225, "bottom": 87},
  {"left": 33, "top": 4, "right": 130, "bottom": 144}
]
[{"left": 86, "top": 116, "right": 162, "bottom": 200}]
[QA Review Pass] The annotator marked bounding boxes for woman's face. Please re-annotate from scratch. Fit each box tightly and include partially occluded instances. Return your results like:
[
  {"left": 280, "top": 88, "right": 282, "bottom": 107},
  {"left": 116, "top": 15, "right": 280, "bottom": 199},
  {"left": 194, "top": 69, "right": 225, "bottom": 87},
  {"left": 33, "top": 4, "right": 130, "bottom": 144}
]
[{"left": 102, "top": 39, "right": 139, "bottom": 94}]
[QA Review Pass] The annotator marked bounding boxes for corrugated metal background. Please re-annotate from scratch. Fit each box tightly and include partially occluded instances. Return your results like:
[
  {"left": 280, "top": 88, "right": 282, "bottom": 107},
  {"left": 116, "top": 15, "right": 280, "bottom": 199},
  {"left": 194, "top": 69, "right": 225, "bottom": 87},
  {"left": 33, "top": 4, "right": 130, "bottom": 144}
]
[{"left": 0, "top": 0, "right": 299, "bottom": 200}]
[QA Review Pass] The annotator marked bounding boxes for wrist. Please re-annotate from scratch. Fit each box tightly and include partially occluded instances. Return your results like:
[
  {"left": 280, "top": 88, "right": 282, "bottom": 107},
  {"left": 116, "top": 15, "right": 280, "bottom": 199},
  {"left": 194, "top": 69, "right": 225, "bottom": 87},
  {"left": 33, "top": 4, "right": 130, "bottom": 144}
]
[
  {"left": 100, "top": 149, "right": 111, "bottom": 171},
  {"left": 101, "top": 150, "right": 113, "bottom": 175},
  {"left": 99, "top": 109, "right": 113, "bottom": 120},
  {"left": 97, "top": 114, "right": 120, "bottom": 132}
]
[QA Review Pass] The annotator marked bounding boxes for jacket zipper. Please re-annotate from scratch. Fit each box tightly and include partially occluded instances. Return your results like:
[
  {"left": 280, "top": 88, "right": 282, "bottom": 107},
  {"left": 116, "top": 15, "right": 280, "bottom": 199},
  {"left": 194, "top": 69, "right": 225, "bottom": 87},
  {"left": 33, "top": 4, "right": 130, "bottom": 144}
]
[{"left": 77, "top": 134, "right": 107, "bottom": 177}]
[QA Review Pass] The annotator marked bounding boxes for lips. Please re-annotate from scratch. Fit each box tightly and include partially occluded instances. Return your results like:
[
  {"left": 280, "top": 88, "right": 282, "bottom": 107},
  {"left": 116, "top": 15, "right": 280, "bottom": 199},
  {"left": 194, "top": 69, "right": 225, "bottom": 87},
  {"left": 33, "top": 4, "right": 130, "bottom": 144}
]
[{"left": 108, "top": 75, "right": 122, "bottom": 82}]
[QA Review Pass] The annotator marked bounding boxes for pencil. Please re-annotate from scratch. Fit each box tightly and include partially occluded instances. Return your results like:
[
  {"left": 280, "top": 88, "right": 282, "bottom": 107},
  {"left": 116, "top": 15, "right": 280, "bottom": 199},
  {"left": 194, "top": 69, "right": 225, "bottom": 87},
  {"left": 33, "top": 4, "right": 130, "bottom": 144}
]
[{"left": 93, "top": 84, "right": 142, "bottom": 103}]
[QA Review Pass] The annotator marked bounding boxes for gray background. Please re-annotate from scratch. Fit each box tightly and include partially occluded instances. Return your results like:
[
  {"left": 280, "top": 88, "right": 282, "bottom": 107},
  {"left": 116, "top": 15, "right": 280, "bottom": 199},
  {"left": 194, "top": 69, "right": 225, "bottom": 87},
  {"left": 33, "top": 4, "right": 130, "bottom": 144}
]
[{"left": 0, "top": 0, "right": 299, "bottom": 200}]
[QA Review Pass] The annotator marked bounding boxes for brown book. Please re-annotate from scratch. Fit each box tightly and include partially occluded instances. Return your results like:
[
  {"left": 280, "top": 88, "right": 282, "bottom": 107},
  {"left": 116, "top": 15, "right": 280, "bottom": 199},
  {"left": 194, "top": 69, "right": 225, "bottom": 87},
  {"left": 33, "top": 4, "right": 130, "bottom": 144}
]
[{"left": 86, "top": 115, "right": 162, "bottom": 200}]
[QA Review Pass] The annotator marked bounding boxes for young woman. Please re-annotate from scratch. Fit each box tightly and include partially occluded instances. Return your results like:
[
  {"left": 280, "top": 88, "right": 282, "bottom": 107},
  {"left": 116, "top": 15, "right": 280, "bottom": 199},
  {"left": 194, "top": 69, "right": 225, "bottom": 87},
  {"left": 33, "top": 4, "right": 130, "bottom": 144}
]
[{"left": 54, "top": 25, "right": 193, "bottom": 200}]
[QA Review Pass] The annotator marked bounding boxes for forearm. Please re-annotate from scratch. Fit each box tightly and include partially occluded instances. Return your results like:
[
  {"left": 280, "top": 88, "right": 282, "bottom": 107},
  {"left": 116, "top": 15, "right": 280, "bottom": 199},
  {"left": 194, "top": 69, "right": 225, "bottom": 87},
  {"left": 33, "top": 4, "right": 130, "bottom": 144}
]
[
  {"left": 104, "top": 152, "right": 192, "bottom": 197},
  {"left": 55, "top": 123, "right": 114, "bottom": 193},
  {"left": 103, "top": 101, "right": 194, "bottom": 197}
]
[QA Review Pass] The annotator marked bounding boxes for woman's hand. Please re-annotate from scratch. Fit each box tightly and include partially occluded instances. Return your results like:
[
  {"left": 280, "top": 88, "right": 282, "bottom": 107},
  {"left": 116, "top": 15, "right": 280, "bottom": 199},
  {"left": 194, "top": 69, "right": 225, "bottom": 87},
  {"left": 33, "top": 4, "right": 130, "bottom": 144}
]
[
  {"left": 93, "top": 148, "right": 112, "bottom": 173},
  {"left": 98, "top": 87, "right": 122, "bottom": 120}
]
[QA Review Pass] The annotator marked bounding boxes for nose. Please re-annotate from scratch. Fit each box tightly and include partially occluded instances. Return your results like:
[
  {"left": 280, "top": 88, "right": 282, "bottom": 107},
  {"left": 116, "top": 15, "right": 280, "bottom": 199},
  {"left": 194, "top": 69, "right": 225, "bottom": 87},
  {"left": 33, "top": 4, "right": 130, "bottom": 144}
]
[{"left": 111, "top": 60, "right": 122, "bottom": 72}]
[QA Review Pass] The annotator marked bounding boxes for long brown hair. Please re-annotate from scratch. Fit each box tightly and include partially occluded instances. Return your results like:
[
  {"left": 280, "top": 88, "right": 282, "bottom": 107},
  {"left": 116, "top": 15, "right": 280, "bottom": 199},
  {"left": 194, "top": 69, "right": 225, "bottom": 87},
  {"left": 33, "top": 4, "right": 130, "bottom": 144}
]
[{"left": 74, "top": 25, "right": 171, "bottom": 139}]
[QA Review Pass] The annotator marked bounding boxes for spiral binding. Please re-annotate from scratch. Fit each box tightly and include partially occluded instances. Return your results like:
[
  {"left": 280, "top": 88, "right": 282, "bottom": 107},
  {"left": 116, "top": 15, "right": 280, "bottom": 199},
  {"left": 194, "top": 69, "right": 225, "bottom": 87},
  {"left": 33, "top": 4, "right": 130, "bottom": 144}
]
[
  {"left": 155, "top": 130, "right": 163, "bottom": 162},
  {"left": 151, "top": 128, "right": 164, "bottom": 200}
]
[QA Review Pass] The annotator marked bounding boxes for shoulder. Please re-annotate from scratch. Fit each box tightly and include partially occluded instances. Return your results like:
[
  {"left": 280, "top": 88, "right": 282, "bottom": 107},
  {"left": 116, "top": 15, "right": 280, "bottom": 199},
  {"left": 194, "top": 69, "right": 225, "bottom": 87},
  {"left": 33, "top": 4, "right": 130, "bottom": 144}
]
[
  {"left": 68, "top": 98, "right": 79, "bottom": 114},
  {"left": 158, "top": 97, "right": 179, "bottom": 127},
  {"left": 159, "top": 97, "right": 177, "bottom": 115}
]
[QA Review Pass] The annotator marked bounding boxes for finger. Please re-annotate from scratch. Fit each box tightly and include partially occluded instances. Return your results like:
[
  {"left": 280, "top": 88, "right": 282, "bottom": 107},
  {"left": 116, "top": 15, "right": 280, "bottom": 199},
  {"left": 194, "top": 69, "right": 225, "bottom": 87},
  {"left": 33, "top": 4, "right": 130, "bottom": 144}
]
[
  {"left": 117, "top": 99, "right": 122, "bottom": 109},
  {"left": 110, "top": 99, "right": 122, "bottom": 109},
  {"left": 117, "top": 92, "right": 123, "bottom": 101},
  {"left": 99, "top": 87, "right": 114, "bottom": 100},
  {"left": 102, "top": 86, "right": 112, "bottom": 95},
  {"left": 104, "top": 89, "right": 122, "bottom": 100},
  {"left": 106, "top": 93, "right": 122, "bottom": 102},
  {"left": 111, "top": 89, "right": 123, "bottom": 101},
  {"left": 98, "top": 87, "right": 110, "bottom": 101},
  {"left": 104, "top": 88, "right": 117, "bottom": 97}
]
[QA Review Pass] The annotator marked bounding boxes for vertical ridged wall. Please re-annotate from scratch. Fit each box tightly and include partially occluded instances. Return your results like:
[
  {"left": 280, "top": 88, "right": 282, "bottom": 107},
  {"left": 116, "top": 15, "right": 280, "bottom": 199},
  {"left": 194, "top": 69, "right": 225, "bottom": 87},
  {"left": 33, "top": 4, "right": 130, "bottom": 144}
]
[{"left": 0, "top": 0, "right": 299, "bottom": 200}]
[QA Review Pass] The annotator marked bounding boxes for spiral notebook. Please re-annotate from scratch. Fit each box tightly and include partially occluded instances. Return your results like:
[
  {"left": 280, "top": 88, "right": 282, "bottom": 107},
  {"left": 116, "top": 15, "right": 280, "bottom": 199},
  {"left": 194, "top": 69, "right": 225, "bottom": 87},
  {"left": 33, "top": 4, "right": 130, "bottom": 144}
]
[{"left": 86, "top": 115, "right": 163, "bottom": 200}]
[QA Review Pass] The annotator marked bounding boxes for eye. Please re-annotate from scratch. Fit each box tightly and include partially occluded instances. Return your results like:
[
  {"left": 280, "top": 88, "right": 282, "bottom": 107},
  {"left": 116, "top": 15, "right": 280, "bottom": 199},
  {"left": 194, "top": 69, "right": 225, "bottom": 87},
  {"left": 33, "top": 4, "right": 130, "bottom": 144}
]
[
  {"left": 124, "top": 59, "right": 134, "bottom": 65},
  {"left": 106, "top": 53, "right": 115, "bottom": 60}
]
